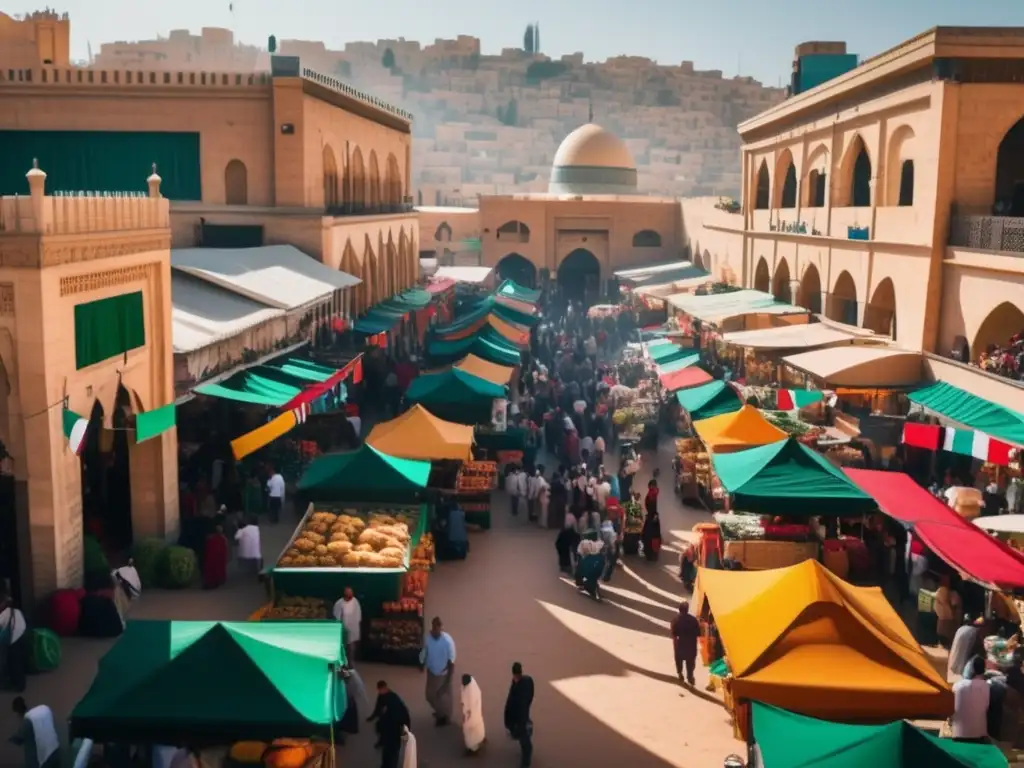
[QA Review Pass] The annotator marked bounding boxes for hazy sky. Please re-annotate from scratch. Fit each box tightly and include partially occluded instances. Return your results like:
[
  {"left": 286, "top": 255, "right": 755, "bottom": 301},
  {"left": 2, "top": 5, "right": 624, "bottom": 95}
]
[{"left": 54, "top": 0, "right": 1024, "bottom": 85}]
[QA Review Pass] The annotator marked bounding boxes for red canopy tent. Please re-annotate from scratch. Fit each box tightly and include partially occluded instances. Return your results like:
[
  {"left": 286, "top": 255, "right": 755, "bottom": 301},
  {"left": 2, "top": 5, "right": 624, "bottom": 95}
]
[
  {"left": 845, "top": 468, "right": 1024, "bottom": 590},
  {"left": 659, "top": 366, "right": 713, "bottom": 392}
]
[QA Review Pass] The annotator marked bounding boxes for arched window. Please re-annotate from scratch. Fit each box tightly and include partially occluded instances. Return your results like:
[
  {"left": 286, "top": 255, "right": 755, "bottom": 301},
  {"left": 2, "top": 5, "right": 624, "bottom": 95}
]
[
  {"left": 995, "top": 116, "right": 1024, "bottom": 216},
  {"left": 224, "top": 159, "right": 248, "bottom": 205},
  {"left": 898, "top": 161, "right": 914, "bottom": 207},
  {"left": 632, "top": 230, "right": 661, "bottom": 247},
  {"left": 496, "top": 220, "right": 530, "bottom": 243},
  {"left": 754, "top": 161, "right": 770, "bottom": 210},
  {"left": 435, "top": 222, "right": 452, "bottom": 242},
  {"left": 780, "top": 164, "right": 797, "bottom": 209},
  {"left": 322, "top": 146, "right": 339, "bottom": 209},
  {"left": 851, "top": 143, "right": 872, "bottom": 207}
]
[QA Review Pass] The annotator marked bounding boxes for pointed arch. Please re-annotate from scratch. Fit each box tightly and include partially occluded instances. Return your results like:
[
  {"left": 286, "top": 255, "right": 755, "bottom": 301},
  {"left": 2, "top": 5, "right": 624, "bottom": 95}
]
[
  {"left": 496, "top": 253, "right": 537, "bottom": 289},
  {"left": 351, "top": 148, "right": 366, "bottom": 211},
  {"left": 798, "top": 263, "right": 822, "bottom": 314},
  {"left": 996, "top": 115, "right": 1024, "bottom": 215},
  {"left": 386, "top": 153, "right": 402, "bottom": 208},
  {"left": 632, "top": 230, "right": 662, "bottom": 247},
  {"left": 827, "top": 270, "right": 858, "bottom": 325},
  {"left": 692, "top": 250, "right": 704, "bottom": 270},
  {"left": 864, "top": 277, "right": 897, "bottom": 338},
  {"left": 884, "top": 125, "right": 916, "bottom": 207},
  {"left": 386, "top": 233, "right": 398, "bottom": 297},
  {"left": 340, "top": 239, "right": 363, "bottom": 313},
  {"left": 772, "top": 258, "right": 792, "bottom": 303},
  {"left": 838, "top": 134, "right": 872, "bottom": 207},
  {"left": 754, "top": 160, "right": 770, "bottom": 210},
  {"left": 773, "top": 149, "right": 797, "bottom": 209},
  {"left": 322, "top": 145, "right": 339, "bottom": 209},
  {"left": 497, "top": 220, "right": 531, "bottom": 243},
  {"left": 399, "top": 229, "right": 411, "bottom": 289},
  {"left": 753, "top": 257, "right": 770, "bottom": 292},
  {"left": 363, "top": 236, "right": 378, "bottom": 305},
  {"left": 368, "top": 150, "right": 382, "bottom": 211},
  {"left": 973, "top": 301, "right": 1024, "bottom": 360},
  {"left": 801, "top": 144, "right": 828, "bottom": 208},
  {"left": 435, "top": 221, "right": 453, "bottom": 242},
  {"left": 224, "top": 159, "right": 248, "bottom": 205},
  {"left": 703, "top": 250, "right": 712, "bottom": 276}
]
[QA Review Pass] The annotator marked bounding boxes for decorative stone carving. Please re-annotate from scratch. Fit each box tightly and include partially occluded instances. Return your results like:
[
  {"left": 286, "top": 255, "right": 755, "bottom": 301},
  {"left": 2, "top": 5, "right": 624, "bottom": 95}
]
[
  {"left": 43, "top": 234, "right": 170, "bottom": 268},
  {"left": 0, "top": 283, "right": 13, "bottom": 316},
  {"left": 59, "top": 264, "right": 153, "bottom": 297}
]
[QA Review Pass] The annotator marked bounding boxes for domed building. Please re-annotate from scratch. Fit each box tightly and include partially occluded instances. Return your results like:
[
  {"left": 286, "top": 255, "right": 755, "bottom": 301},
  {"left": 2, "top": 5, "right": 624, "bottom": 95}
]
[{"left": 548, "top": 123, "right": 639, "bottom": 196}]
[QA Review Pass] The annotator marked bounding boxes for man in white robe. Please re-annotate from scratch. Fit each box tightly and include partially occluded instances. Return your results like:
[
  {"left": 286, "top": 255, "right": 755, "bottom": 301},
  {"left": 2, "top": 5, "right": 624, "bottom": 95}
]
[{"left": 461, "top": 673, "right": 486, "bottom": 754}]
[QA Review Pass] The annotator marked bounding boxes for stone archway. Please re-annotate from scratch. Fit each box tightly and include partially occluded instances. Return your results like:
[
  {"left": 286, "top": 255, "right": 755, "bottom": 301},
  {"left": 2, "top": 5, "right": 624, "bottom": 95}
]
[
  {"left": 224, "top": 159, "right": 248, "bottom": 205},
  {"left": 322, "top": 146, "right": 339, "bottom": 209},
  {"left": 495, "top": 253, "right": 537, "bottom": 289},
  {"left": 772, "top": 258, "right": 792, "bottom": 303},
  {"left": 692, "top": 250, "right": 704, "bottom": 270},
  {"left": 798, "top": 263, "right": 823, "bottom": 314},
  {"left": 753, "top": 257, "right": 770, "bottom": 293},
  {"left": 995, "top": 115, "right": 1024, "bottom": 215},
  {"left": 81, "top": 384, "right": 135, "bottom": 557},
  {"left": 864, "top": 277, "right": 897, "bottom": 338},
  {"left": 973, "top": 301, "right": 1024, "bottom": 360},
  {"left": 827, "top": 270, "right": 858, "bottom": 326},
  {"left": 558, "top": 249, "right": 601, "bottom": 303}
]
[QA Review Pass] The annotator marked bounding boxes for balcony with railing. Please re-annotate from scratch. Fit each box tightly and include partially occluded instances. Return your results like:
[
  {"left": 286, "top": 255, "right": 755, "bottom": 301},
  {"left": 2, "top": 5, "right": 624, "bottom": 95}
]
[{"left": 950, "top": 215, "right": 1024, "bottom": 255}]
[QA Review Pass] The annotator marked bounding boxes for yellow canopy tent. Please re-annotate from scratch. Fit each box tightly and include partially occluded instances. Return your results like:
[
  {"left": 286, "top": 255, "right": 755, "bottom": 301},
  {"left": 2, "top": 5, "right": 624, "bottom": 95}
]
[
  {"left": 696, "top": 560, "right": 952, "bottom": 722},
  {"left": 693, "top": 404, "right": 788, "bottom": 452},
  {"left": 455, "top": 354, "right": 515, "bottom": 386},
  {"left": 487, "top": 314, "right": 530, "bottom": 347},
  {"left": 365, "top": 404, "right": 475, "bottom": 462}
]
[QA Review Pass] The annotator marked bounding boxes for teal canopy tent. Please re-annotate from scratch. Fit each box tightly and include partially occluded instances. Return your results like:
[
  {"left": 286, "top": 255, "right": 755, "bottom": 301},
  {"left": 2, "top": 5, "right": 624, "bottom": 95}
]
[
  {"left": 405, "top": 368, "right": 506, "bottom": 424},
  {"left": 496, "top": 279, "right": 542, "bottom": 304},
  {"left": 909, "top": 380, "right": 1024, "bottom": 446},
  {"left": 427, "top": 332, "right": 521, "bottom": 367},
  {"left": 297, "top": 444, "right": 430, "bottom": 502},
  {"left": 676, "top": 380, "right": 742, "bottom": 420}
]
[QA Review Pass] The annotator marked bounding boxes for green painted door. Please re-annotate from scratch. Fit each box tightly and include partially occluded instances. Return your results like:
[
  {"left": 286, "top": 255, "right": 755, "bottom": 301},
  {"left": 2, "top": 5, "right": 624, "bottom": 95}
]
[{"left": 0, "top": 130, "right": 201, "bottom": 200}]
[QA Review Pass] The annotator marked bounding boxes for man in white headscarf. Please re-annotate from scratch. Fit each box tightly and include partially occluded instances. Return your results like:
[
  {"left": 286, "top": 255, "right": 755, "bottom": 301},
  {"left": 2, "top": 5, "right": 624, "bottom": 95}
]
[{"left": 460, "top": 673, "right": 486, "bottom": 754}]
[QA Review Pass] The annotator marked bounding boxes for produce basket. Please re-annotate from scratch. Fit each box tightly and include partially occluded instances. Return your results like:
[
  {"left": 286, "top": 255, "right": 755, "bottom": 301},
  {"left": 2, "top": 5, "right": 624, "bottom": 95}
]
[{"left": 454, "top": 461, "right": 498, "bottom": 530}]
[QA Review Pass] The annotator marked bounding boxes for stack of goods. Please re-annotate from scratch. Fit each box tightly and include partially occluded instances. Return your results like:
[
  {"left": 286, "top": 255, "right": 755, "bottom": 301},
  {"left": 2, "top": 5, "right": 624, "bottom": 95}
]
[
  {"left": 366, "top": 565, "right": 429, "bottom": 664},
  {"left": 381, "top": 571, "right": 428, "bottom": 617},
  {"left": 823, "top": 445, "right": 867, "bottom": 467},
  {"left": 409, "top": 535, "right": 435, "bottom": 572},
  {"left": 623, "top": 497, "right": 644, "bottom": 535},
  {"left": 262, "top": 595, "right": 330, "bottom": 620},
  {"left": 742, "top": 355, "right": 775, "bottom": 386},
  {"left": 764, "top": 413, "right": 823, "bottom": 446},
  {"left": 456, "top": 461, "right": 498, "bottom": 492},
  {"left": 277, "top": 511, "right": 413, "bottom": 569},
  {"left": 714, "top": 512, "right": 819, "bottom": 570}
]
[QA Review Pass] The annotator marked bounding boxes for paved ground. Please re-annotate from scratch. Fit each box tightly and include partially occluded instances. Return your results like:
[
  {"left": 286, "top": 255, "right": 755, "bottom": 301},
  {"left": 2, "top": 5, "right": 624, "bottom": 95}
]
[{"left": 0, "top": 438, "right": 738, "bottom": 768}]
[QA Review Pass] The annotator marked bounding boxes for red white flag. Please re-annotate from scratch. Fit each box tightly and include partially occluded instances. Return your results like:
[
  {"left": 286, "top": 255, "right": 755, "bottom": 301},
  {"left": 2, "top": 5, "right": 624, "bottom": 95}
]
[{"left": 901, "top": 423, "right": 942, "bottom": 451}]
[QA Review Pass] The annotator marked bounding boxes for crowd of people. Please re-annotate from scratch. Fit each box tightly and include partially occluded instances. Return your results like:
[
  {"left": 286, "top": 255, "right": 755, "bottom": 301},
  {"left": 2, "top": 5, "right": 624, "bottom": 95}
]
[{"left": 973, "top": 330, "right": 1024, "bottom": 382}]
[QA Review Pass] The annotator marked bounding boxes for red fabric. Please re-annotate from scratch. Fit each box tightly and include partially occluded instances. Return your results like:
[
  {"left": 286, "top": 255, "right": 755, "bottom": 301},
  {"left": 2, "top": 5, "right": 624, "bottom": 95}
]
[
  {"left": 775, "top": 390, "right": 795, "bottom": 410},
  {"left": 659, "top": 367, "right": 712, "bottom": 392},
  {"left": 901, "top": 423, "right": 942, "bottom": 451},
  {"left": 48, "top": 588, "right": 85, "bottom": 636},
  {"left": 986, "top": 438, "right": 1013, "bottom": 466},
  {"left": 353, "top": 358, "right": 364, "bottom": 385},
  {"left": 427, "top": 278, "right": 456, "bottom": 294},
  {"left": 203, "top": 533, "right": 229, "bottom": 589},
  {"left": 845, "top": 468, "right": 1024, "bottom": 589},
  {"left": 280, "top": 354, "right": 364, "bottom": 412}
]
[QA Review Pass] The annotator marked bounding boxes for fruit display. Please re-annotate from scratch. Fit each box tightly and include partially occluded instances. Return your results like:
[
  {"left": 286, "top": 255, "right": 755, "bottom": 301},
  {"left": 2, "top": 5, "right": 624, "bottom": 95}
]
[
  {"left": 382, "top": 571, "right": 428, "bottom": 615},
  {"left": 409, "top": 534, "right": 435, "bottom": 572},
  {"left": 366, "top": 618, "right": 423, "bottom": 653},
  {"left": 623, "top": 498, "right": 644, "bottom": 534},
  {"left": 264, "top": 595, "right": 329, "bottom": 620},
  {"left": 456, "top": 461, "right": 498, "bottom": 492},
  {"left": 277, "top": 509, "right": 415, "bottom": 569}
]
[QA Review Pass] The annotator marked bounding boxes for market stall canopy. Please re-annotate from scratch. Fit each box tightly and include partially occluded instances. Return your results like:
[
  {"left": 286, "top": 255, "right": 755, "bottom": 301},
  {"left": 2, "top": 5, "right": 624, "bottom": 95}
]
[
  {"left": 909, "top": 380, "right": 1024, "bottom": 447},
  {"left": 722, "top": 323, "right": 880, "bottom": 351},
  {"left": 433, "top": 266, "right": 493, "bottom": 284},
  {"left": 496, "top": 278, "right": 542, "bottom": 304},
  {"left": 70, "top": 621, "right": 347, "bottom": 744},
  {"left": 171, "top": 246, "right": 359, "bottom": 311},
  {"left": 975, "top": 515, "right": 1024, "bottom": 535},
  {"left": 405, "top": 367, "right": 507, "bottom": 425},
  {"left": 659, "top": 366, "right": 712, "bottom": 392},
  {"left": 667, "top": 289, "right": 806, "bottom": 323},
  {"left": 696, "top": 560, "right": 952, "bottom": 721},
  {"left": 455, "top": 354, "right": 515, "bottom": 386},
  {"left": 694, "top": 404, "right": 789, "bottom": 452},
  {"left": 636, "top": 280, "right": 709, "bottom": 299},
  {"left": 426, "top": 332, "right": 521, "bottom": 368},
  {"left": 171, "top": 272, "right": 285, "bottom": 354},
  {"left": 710, "top": 438, "right": 875, "bottom": 516},
  {"left": 297, "top": 444, "right": 430, "bottom": 500},
  {"left": 366, "top": 404, "right": 474, "bottom": 462},
  {"left": 647, "top": 341, "right": 694, "bottom": 366},
  {"left": 194, "top": 359, "right": 335, "bottom": 406},
  {"left": 614, "top": 260, "right": 706, "bottom": 286},
  {"left": 435, "top": 313, "right": 529, "bottom": 347},
  {"left": 473, "top": 295, "right": 539, "bottom": 324},
  {"left": 657, "top": 353, "right": 701, "bottom": 375},
  {"left": 676, "top": 380, "right": 743, "bottom": 420},
  {"left": 783, "top": 347, "right": 923, "bottom": 387},
  {"left": 845, "top": 469, "right": 1024, "bottom": 590},
  {"left": 751, "top": 703, "right": 1005, "bottom": 768},
  {"left": 426, "top": 277, "right": 456, "bottom": 294}
]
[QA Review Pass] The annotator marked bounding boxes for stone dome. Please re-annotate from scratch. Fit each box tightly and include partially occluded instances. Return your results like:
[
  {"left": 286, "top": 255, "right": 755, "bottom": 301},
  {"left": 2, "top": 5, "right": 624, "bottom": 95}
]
[{"left": 549, "top": 124, "right": 638, "bottom": 195}]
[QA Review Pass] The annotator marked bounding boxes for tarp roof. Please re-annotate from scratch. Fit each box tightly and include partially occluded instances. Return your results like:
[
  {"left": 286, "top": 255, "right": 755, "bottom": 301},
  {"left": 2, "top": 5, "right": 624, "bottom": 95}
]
[
  {"left": 694, "top": 404, "right": 789, "bottom": 452},
  {"left": 70, "top": 621, "right": 346, "bottom": 744},
  {"left": 496, "top": 279, "right": 541, "bottom": 304},
  {"left": 617, "top": 262, "right": 709, "bottom": 287},
  {"left": 667, "top": 289, "right": 807, "bottom": 323},
  {"left": 426, "top": 277, "right": 456, "bottom": 294},
  {"left": 752, "top": 703, "right": 1005, "bottom": 768},
  {"left": 433, "top": 266, "right": 493, "bottom": 284},
  {"left": 697, "top": 560, "right": 952, "bottom": 721},
  {"left": 366, "top": 404, "right": 474, "bottom": 462},
  {"left": 405, "top": 367, "right": 506, "bottom": 424},
  {"left": 455, "top": 354, "right": 515, "bottom": 386},
  {"left": 909, "top": 381, "right": 1024, "bottom": 447},
  {"left": 722, "top": 323, "right": 877, "bottom": 351},
  {"left": 676, "top": 380, "right": 743, "bottom": 420},
  {"left": 783, "top": 347, "right": 923, "bottom": 387},
  {"left": 657, "top": 353, "right": 701, "bottom": 374},
  {"left": 171, "top": 246, "right": 359, "bottom": 311},
  {"left": 659, "top": 366, "right": 712, "bottom": 392},
  {"left": 435, "top": 313, "right": 529, "bottom": 346},
  {"left": 171, "top": 272, "right": 284, "bottom": 354},
  {"left": 845, "top": 469, "right": 1024, "bottom": 590},
  {"left": 427, "top": 332, "right": 521, "bottom": 368},
  {"left": 297, "top": 444, "right": 430, "bottom": 501},
  {"left": 636, "top": 275, "right": 713, "bottom": 297},
  {"left": 710, "top": 438, "right": 875, "bottom": 516},
  {"left": 194, "top": 357, "right": 340, "bottom": 406}
]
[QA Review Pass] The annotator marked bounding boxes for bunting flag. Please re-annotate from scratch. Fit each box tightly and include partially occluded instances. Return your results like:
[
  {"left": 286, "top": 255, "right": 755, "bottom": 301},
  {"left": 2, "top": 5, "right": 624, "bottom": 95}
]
[
  {"left": 352, "top": 357, "right": 363, "bottom": 385},
  {"left": 135, "top": 403, "right": 176, "bottom": 443},
  {"left": 231, "top": 411, "right": 297, "bottom": 461},
  {"left": 942, "top": 427, "right": 1014, "bottom": 466},
  {"left": 774, "top": 389, "right": 824, "bottom": 410},
  {"left": 62, "top": 409, "right": 89, "bottom": 455},
  {"left": 901, "top": 422, "right": 942, "bottom": 451},
  {"left": 291, "top": 402, "right": 310, "bottom": 425}
]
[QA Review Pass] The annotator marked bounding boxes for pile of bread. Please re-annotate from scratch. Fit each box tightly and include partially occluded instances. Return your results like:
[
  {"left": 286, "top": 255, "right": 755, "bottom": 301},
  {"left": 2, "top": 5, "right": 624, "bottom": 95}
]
[{"left": 278, "top": 511, "right": 412, "bottom": 568}]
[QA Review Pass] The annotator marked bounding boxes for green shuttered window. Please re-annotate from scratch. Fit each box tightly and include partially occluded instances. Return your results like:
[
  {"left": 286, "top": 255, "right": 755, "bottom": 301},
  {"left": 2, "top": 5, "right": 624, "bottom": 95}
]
[
  {"left": 0, "top": 130, "right": 202, "bottom": 200},
  {"left": 74, "top": 291, "right": 146, "bottom": 370}
]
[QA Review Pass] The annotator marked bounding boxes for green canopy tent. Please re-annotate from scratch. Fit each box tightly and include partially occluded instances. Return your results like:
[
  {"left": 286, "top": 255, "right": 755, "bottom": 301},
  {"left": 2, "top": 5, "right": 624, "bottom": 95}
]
[
  {"left": 193, "top": 357, "right": 344, "bottom": 406},
  {"left": 70, "top": 621, "right": 346, "bottom": 745},
  {"left": 752, "top": 702, "right": 1006, "bottom": 768},
  {"left": 909, "top": 380, "right": 1024, "bottom": 446},
  {"left": 657, "top": 353, "right": 701, "bottom": 375},
  {"left": 496, "top": 278, "right": 542, "bottom": 304},
  {"left": 427, "top": 332, "right": 521, "bottom": 367},
  {"left": 470, "top": 295, "right": 539, "bottom": 327},
  {"left": 650, "top": 344, "right": 694, "bottom": 366},
  {"left": 405, "top": 367, "right": 506, "bottom": 424},
  {"left": 297, "top": 444, "right": 430, "bottom": 502},
  {"left": 710, "top": 437, "right": 875, "bottom": 516},
  {"left": 676, "top": 380, "right": 743, "bottom": 420}
]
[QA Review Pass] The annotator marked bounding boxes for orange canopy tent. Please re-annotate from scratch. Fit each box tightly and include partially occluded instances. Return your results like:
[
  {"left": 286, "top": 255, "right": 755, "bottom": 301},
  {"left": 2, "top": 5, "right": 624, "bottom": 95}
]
[
  {"left": 659, "top": 366, "right": 713, "bottom": 392},
  {"left": 365, "top": 404, "right": 475, "bottom": 462},
  {"left": 455, "top": 354, "right": 515, "bottom": 386},
  {"left": 692, "top": 404, "right": 788, "bottom": 452},
  {"left": 696, "top": 560, "right": 952, "bottom": 722},
  {"left": 433, "top": 313, "right": 529, "bottom": 347}
]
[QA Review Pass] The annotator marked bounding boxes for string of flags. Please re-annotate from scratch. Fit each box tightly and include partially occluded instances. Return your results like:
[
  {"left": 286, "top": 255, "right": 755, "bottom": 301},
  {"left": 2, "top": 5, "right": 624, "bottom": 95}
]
[
  {"left": 901, "top": 422, "right": 1015, "bottom": 466},
  {"left": 62, "top": 402, "right": 176, "bottom": 455}
]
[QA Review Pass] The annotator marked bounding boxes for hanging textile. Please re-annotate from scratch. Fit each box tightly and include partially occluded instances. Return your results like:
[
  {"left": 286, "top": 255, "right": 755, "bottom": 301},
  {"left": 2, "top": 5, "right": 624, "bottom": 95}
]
[
  {"left": 942, "top": 427, "right": 1013, "bottom": 466},
  {"left": 900, "top": 423, "right": 941, "bottom": 451},
  {"left": 279, "top": 354, "right": 363, "bottom": 412},
  {"left": 230, "top": 411, "right": 297, "bottom": 461},
  {"left": 135, "top": 404, "right": 176, "bottom": 443},
  {"left": 63, "top": 409, "right": 89, "bottom": 455},
  {"left": 774, "top": 389, "right": 824, "bottom": 410}
]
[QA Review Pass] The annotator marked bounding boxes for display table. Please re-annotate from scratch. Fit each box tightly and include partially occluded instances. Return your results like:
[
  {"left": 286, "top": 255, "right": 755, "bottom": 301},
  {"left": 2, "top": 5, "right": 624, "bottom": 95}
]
[{"left": 721, "top": 540, "right": 819, "bottom": 570}]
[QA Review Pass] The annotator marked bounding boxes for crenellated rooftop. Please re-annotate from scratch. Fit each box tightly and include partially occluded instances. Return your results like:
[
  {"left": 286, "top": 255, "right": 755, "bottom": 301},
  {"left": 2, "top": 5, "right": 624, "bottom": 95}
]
[{"left": 0, "top": 65, "right": 271, "bottom": 88}]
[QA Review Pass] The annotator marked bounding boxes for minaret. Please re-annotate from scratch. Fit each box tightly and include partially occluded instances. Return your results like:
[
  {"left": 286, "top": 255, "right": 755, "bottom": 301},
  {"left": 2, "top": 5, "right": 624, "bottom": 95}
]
[{"left": 588, "top": 100, "right": 594, "bottom": 124}]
